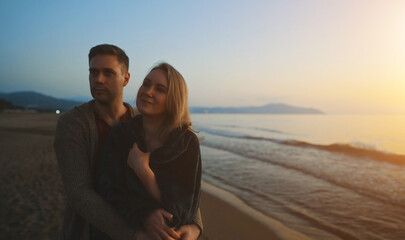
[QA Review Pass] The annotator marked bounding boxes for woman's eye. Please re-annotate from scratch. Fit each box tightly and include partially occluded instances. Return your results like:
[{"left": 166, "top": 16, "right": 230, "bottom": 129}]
[{"left": 156, "top": 87, "right": 166, "bottom": 93}]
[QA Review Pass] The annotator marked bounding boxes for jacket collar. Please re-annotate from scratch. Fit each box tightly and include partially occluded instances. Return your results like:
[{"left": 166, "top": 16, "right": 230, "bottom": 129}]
[{"left": 130, "top": 115, "right": 189, "bottom": 165}]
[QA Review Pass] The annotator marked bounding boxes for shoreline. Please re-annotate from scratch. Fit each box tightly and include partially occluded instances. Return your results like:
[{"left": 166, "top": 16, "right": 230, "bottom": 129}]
[{"left": 200, "top": 181, "right": 312, "bottom": 240}]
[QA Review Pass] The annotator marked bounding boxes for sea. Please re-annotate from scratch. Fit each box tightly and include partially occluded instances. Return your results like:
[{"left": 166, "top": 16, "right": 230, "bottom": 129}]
[{"left": 191, "top": 114, "right": 405, "bottom": 240}]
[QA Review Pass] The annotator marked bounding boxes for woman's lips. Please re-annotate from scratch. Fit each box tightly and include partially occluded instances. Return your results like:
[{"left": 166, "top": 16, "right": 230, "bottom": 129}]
[{"left": 141, "top": 98, "right": 153, "bottom": 105}]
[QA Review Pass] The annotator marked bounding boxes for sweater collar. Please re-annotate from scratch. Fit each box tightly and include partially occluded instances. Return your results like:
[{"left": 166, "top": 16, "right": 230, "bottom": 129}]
[{"left": 130, "top": 115, "right": 189, "bottom": 164}]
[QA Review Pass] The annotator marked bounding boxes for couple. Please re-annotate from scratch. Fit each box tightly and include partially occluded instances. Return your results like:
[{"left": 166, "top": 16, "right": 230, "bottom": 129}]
[{"left": 54, "top": 44, "right": 202, "bottom": 240}]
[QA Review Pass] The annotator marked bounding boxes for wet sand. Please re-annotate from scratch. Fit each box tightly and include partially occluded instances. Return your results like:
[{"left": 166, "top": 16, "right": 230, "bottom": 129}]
[{"left": 200, "top": 182, "right": 311, "bottom": 240}]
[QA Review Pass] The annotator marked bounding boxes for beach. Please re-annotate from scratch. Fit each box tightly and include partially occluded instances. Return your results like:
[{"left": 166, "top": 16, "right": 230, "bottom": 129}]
[
  {"left": 0, "top": 113, "right": 64, "bottom": 239},
  {"left": 0, "top": 112, "right": 301, "bottom": 240},
  {"left": 200, "top": 182, "right": 311, "bottom": 240}
]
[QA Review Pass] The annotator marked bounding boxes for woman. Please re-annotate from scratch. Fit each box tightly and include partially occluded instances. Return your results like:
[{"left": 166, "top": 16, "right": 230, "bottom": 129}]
[{"left": 93, "top": 63, "right": 201, "bottom": 239}]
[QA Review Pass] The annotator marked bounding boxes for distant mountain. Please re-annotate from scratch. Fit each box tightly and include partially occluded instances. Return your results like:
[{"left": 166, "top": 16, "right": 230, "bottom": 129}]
[
  {"left": 0, "top": 91, "right": 83, "bottom": 111},
  {"left": 190, "top": 103, "right": 324, "bottom": 114},
  {"left": 0, "top": 91, "right": 324, "bottom": 114}
]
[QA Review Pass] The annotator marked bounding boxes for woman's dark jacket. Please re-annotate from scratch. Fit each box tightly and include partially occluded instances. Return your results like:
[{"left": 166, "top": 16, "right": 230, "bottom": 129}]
[{"left": 93, "top": 115, "right": 201, "bottom": 239}]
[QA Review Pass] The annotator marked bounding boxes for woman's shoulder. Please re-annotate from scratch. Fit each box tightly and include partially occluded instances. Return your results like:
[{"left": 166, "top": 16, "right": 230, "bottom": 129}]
[
  {"left": 180, "top": 128, "right": 200, "bottom": 149},
  {"left": 163, "top": 126, "right": 199, "bottom": 151},
  {"left": 184, "top": 128, "right": 198, "bottom": 140}
]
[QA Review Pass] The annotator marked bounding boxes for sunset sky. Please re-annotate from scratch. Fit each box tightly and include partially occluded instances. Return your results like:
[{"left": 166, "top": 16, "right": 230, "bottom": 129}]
[{"left": 1, "top": 0, "right": 404, "bottom": 114}]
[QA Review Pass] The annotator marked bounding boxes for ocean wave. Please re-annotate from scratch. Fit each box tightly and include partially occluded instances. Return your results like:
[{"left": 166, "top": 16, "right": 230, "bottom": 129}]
[
  {"left": 215, "top": 124, "right": 291, "bottom": 135},
  {"left": 196, "top": 127, "right": 405, "bottom": 166},
  {"left": 200, "top": 139, "right": 405, "bottom": 208},
  {"left": 280, "top": 140, "right": 405, "bottom": 166}
]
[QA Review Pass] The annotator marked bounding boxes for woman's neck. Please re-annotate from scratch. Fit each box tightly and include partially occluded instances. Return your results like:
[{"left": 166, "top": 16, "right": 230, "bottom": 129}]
[{"left": 142, "top": 114, "right": 165, "bottom": 152}]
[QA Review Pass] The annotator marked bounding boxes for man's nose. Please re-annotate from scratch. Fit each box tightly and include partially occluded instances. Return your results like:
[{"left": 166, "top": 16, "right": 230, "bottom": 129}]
[{"left": 95, "top": 73, "right": 105, "bottom": 84}]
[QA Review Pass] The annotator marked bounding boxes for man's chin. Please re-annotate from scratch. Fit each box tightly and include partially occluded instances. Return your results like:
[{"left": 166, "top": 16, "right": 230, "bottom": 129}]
[{"left": 92, "top": 95, "right": 112, "bottom": 105}]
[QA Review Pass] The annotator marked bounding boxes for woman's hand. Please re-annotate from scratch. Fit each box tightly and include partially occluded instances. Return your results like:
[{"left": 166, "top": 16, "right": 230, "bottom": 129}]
[
  {"left": 128, "top": 143, "right": 162, "bottom": 201},
  {"left": 176, "top": 224, "right": 201, "bottom": 240},
  {"left": 128, "top": 143, "right": 151, "bottom": 176}
]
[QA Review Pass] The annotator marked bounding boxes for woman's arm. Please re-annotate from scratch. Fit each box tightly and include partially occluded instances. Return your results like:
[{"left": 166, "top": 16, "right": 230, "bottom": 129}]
[
  {"left": 152, "top": 133, "right": 202, "bottom": 228},
  {"left": 127, "top": 143, "right": 162, "bottom": 202}
]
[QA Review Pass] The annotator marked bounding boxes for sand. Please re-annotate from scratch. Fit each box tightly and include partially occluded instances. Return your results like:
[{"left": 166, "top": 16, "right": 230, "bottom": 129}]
[
  {"left": 200, "top": 182, "right": 311, "bottom": 240},
  {"left": 0, "top": 112, "right": 310, "bottom": 240},
  {"left": 0, "top": 112, "right": 64, "bottom": 239}
]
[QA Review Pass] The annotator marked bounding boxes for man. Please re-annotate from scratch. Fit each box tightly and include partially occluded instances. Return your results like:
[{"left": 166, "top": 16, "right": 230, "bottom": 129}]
[{"left": 54, "top": 44, "right": 202, "bottom": 240}]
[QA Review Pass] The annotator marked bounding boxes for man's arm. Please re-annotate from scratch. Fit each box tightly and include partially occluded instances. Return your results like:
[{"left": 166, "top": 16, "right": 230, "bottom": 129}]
[{"left": 54, "top": 114, "right": 136, "bottom": 240}]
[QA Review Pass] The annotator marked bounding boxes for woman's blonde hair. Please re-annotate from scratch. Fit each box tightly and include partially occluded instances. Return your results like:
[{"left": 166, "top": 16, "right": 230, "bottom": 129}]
[{"left": 149, "top": 62, "right": 193, "bottom": 140}]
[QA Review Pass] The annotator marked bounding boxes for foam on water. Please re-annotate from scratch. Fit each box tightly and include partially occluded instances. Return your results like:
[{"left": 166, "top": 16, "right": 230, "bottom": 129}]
[
  {"left": 192, "top": 116, "right": 405, "bottom": 240},
  {"left": 198, "top": 130, "right": 405, "bottom": 207}
]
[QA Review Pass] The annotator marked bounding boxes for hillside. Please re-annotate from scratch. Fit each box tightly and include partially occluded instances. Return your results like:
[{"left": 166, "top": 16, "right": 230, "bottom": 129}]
[
  {"left": 0, "top": 91, "right": 83, "bottom": 111},
  {"left": 0, "top": 91, "right": 324, "bottom": 114}
]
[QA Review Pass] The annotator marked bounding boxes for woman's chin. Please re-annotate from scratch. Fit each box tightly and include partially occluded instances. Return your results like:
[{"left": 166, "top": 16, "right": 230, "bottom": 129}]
[
  {"left": 138, "top": 108, "right": 155, "bottom": 116},
  {"left": 140, "top": 111, "right": 167, "bottom": 119}
]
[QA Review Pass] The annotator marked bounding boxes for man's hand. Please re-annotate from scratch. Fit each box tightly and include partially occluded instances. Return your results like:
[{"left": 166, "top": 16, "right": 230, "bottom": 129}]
[
  {"left": 142, "top": 209, "right": 181, "bottom": 240},
  {"left": 177, "top": 224, "right": 201, "bottom": 240}
]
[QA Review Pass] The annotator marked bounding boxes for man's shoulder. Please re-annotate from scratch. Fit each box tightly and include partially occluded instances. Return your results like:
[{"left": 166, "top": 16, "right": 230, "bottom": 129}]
[
  {"left": 57, "top": 101, "right": 94, "bottom": 125},
  {"left": 123, "top": 102, "right": 138, "bottom": 117}
]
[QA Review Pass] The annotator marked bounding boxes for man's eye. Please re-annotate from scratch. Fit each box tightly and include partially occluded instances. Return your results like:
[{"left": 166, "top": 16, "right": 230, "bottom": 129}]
[
  {"left": 105, "top": 70, "right": 114, "bottom": 76},
  {"left": 89, "top": 70, "right": 98, "bottom": 76},
  {"left": 142, "top": 82, "right": 150, "bottom": 87}
]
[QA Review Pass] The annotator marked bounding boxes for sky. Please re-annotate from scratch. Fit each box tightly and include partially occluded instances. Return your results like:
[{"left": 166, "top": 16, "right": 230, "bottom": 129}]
[{"left": 0, "top": 0, "right": 404, "bottom": 114}]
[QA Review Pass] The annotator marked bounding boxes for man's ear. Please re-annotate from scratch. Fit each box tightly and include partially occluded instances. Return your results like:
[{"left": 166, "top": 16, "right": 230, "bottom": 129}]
[{"left": 123, "top": 72, "right": 130, "bottom": 87}]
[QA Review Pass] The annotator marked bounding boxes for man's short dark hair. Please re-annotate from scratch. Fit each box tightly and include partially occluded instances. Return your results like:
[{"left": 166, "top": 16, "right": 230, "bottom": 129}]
[{"left": 88, "top": 44, "right": 129, "bottom": 72}]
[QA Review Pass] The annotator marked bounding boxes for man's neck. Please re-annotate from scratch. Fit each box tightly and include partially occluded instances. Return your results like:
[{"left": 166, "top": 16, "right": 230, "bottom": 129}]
[{"left": 94, "top": 99, "right": 127, "bottom": 126}]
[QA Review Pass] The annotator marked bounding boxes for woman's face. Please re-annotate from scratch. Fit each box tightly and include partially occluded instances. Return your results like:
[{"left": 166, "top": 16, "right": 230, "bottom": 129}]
[{"left": 136, "top": 69, "right": 168, "bottom": 117}]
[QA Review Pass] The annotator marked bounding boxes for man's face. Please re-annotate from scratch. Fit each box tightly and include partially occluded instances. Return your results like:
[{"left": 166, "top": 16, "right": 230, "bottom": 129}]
[{"left": 89, "top": 55, "right": 129, "bottom": 105}]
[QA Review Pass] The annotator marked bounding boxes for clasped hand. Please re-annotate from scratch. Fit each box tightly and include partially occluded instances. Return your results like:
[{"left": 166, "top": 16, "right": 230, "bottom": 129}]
[
  {"left": 128, "top": 143, "right": 150, "bottom": 175},
  {"left": 136, "top": 209, "right": 200, "bottom": 240}
]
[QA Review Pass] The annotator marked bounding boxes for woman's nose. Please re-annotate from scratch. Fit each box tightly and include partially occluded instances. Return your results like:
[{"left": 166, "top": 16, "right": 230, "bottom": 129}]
[{"left": 146, "top": 87, "right": 153, "bottom": 97}]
